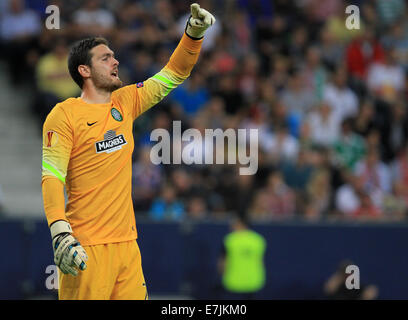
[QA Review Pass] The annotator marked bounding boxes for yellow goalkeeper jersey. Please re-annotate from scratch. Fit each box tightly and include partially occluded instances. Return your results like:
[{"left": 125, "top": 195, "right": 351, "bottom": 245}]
[{"left": 42, "top": 34, "right": 202, "bottom": 246}]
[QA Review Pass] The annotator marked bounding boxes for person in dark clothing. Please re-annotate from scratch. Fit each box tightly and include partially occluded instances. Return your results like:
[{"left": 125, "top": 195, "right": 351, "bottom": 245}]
[{"left": 324, "top": 260, "right": 379, "bottom": 300}]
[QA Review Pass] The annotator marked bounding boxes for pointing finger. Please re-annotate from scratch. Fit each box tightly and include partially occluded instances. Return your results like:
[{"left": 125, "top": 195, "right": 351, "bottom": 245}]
[{"left": 190, "top": 3, "right": 200, "bottom": 19}]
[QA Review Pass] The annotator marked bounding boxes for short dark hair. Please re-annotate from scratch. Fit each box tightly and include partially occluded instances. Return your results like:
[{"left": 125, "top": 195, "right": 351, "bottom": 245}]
[{"left": 68, "top": 37, "right": 109, "bottom": 89}]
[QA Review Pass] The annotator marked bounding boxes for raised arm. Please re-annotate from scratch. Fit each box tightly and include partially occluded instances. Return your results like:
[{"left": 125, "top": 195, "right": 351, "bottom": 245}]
[{"left": 113, "top": 3, "right": 216, "bottom": 120}]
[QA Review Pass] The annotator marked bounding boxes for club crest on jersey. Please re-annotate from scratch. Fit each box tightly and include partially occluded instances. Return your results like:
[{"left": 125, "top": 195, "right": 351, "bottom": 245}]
[
  {"left": 95, "top": 130, "right": 127, "bottom": 154},
  {"left": 111, "top": 108, "right": 123, "bottom": 121}
]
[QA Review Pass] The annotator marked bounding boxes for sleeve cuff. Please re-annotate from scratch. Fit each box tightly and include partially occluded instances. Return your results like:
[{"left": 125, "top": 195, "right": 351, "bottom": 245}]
[
  {"left": 50, "top": 220, "right": 72, "bottom": 238},
  {"left": 180, "top": 32, "right": 203, "bottom": 53}
]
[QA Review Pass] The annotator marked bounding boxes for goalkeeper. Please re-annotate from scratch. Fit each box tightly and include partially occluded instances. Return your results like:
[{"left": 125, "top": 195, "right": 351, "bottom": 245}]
[{"left": 41, "top": 4, "right": 215, "bottom": 300}]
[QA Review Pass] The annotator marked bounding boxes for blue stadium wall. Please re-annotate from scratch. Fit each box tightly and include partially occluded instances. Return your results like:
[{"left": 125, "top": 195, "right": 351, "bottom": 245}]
[{"left": 0, "top": 219, "right": 407, "bottom": 299}]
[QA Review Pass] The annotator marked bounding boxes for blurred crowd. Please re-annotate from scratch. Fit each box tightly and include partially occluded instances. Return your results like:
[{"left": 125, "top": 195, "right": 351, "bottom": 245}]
[{"left": 2, "top": 0, "right": 408, "bottom": 223}]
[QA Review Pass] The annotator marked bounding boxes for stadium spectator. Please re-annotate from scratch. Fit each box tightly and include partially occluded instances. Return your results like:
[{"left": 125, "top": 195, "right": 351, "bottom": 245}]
[
  {"left": 280, "top": 148, "right": 314, "bottom": 192},
  {"left": 346, "top": 27, "right": 385, "bottom": 81},
  {"left": 261, "top": 123, "right": 299, "bottom": 165},
  {"left": 350, "top": 192, "right": 383, "bottom": 221},
  {"left": 335, "top": 173, "right": 365, "bottom": 217},
  {"left": 379, "top": 100, "right": 408, "bottom": 162},
  {"left": 222, "top": 172, "right": 256, "bottom": 219},
  {"left": 375, "top": 0, "right": 406, "bottom": 27},
  {"left": 391, "top": 143, "right": 408, "bottom": 188},
  {"left": 382, "top": 181, "right": 408, "bottom": 220},
  {"left": 153, "top": 0, "right": 180, "bottom": 43},
  {"left": 210, "top": 33, "right": 238, "bottom": 76},
  {"left": 299, "top": 46, "right": 327, "bottom": 101},
  {"left": 318, "top": 26, "right": 345, "bottom": 71},
  {"left": 305, "top": 169, "right": 332, "bottom": 220},
  {"left": 197, "top": 96, "right": 227, "bottom": 130},
  {"left": 285, "top": 26, "right": 309, "bottom": 64},
  {"left": 306, "top": 101, "right": 341, "bottom": 148},
  {"left": 365, "top": 129, "right": 384, "bottom": 160},
  {"left": 170, "top": 168, "right": 195, "bottom": 203},
  {"left": 366, "top": 47, "right": 405, "bottom": 103},
  {"left": 33, "top": 38, "right": 80, "bottom": 126},
  {"left": 323, "top": 67, "right": 359, "bottom": 122},
  {"left": 249, "top": 171, "right": 296, "bottom": 221},
  {"left": 352, "top": 99, "right": 377, "bottom": 138},
  {"left": 213, "top": 74, "right": 243, "bottom": 115},
  {"left": 126, "top": 50, "right": 156, "bottom": 85},
  {"left": 381, "top": 22, "right": 408, "bottom": 71},
  {"left": 354, "top": 148, "right": 392, "bottom": 193},
  {"left": 332, "top": 118, "right": 366, "bottom": 170},
  {"left": 280, "top": 69, "right": 318, "bottom": 118},
  {"left": 360, "top": 1, "right": 378, "bottom": 27},
  {"left": 324, "top": 1, "right": 363, "bottom": 44},
  {"left": 237, "top": 53, "right": 259, "bottom": 102},
  {"left": 268, "top": 99, "right": 300, "bottom": 137},
  {"left": 229, "top": 10, "right": 252, "bottom": 57},
  {"left": 132, "top": 146, "right": 163, "bottom": 214},
  {"left": 307, "top": 0, "right": 342, "bottom": 25},
  {"left": 186, "top": 196, "right": 208, "bottom": 221},
  {"left": 0, "top": 0, "right": 41, "bottom": 85},
  {"left": 268, "top": 55, "right": 291, "bottom": 93},
  {"left": 248, "top": 191, "right": 270, "bottom": 221},
  {"left": 71, "top": 0, "right": 115, "bottom": 38},
  {"left": 171, "top": 72, "right": 210, "bottom": 117},
  {"left": 149, "top": 183, "right": 185, "bottom": 221}
]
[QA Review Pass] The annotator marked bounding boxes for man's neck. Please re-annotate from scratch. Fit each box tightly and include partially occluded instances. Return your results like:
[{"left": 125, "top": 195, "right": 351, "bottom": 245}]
[{"left": 80, "top": 86, "right": 112, "bottom": 104}]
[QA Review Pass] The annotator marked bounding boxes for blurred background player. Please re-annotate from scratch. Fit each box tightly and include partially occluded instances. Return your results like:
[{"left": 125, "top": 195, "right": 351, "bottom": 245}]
[
  {"left": 323, "top": 259, "right": 379, "bottom": 300},
  {"left": 217, "top": 216, "right": 266, "bottom": 300}
]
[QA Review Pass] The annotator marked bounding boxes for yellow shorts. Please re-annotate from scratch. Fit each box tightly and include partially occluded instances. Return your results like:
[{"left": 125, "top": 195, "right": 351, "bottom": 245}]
[{"left": 58, "top": 240, "right": 148, "bottom": 300}]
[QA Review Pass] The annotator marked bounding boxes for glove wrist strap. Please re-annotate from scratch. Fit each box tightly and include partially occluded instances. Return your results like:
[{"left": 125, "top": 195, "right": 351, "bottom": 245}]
[
  {"left": 50, "top": 220, "right": 72, "bottom": 239},
  {"left": 185, "top": 16, "right": 204, "bottom": 40}
]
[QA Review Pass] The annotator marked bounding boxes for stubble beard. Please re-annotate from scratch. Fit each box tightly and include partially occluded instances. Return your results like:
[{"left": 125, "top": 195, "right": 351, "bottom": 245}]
[{"left": 92, "top": 69, "right": 123, "bottom": 93}]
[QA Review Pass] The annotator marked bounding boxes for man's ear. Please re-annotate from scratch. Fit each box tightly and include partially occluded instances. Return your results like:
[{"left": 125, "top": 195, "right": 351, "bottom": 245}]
[{"left": 78, "top": 65, "right": 91, "bottom": 79}]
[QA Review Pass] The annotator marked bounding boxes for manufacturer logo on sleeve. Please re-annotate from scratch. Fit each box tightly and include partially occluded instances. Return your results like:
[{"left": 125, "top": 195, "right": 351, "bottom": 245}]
[
  {"left": 111, "top": 108, "right": 123, "bottom": 121},
  {"left": 95, "top": 130, "right": 127, "bottom": 153}
]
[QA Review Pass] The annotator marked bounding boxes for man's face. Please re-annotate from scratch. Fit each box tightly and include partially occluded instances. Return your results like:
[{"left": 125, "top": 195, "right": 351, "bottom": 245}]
[{"left": 88, "top": 44, "right": 122, "bottom": 92}]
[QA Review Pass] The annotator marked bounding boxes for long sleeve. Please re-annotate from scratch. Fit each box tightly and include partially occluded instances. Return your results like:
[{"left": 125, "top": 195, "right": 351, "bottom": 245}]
[
  {"left": 138, "top": 33, "right": 204, "bottom": 115},
  {"left": 42, "top": 177, "right": 67, "bottom": 226},
  {"left": 41, "top": 104, "right": 73, "bottom": 226}
]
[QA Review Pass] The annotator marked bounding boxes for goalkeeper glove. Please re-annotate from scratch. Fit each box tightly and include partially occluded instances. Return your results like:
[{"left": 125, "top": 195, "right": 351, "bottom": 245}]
[
  {"left": 50, "top": 220, "right": 88, "bottom": 276},
  {"left": 185, "top": 3, "right": 216, "bottom": 40}
]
